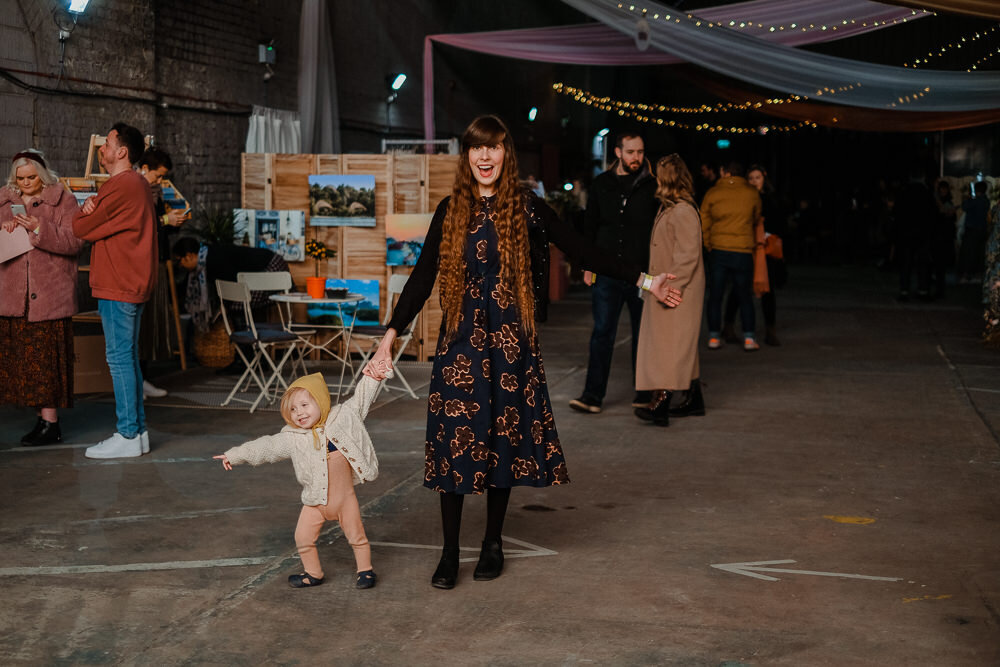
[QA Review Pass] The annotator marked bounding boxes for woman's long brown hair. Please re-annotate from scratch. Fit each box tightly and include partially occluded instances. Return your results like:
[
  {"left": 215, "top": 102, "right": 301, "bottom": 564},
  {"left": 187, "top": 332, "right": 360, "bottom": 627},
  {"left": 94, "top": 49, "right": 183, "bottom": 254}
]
[
  {"left": 438, "top": 115, "right": 534, "bottom": 339},
  {"left": 655, "top": 153, "right": 696, "bottom": 209}
]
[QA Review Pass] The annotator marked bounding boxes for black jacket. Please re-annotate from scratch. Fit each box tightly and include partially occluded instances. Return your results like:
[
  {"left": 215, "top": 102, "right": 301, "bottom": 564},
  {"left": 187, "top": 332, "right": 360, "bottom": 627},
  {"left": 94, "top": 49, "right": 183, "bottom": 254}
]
[
  {"left": 388, "top": 192, "right": 643, "bottom": 334},
  {"left": 583, "top": 161, "right": 658, "bottom": 274}
]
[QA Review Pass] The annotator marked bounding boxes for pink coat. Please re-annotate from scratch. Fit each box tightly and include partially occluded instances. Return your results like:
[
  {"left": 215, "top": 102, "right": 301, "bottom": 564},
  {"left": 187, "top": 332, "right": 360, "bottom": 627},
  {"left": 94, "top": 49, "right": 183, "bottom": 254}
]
[{"left": 0, "top": 183, "right": 85, "bottom": 321}]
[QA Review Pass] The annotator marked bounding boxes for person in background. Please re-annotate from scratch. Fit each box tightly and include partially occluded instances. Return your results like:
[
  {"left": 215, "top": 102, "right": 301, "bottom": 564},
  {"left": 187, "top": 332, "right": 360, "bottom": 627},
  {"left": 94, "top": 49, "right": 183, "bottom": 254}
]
[
  {"left": 701, "top": 161, "right": 762, "bottom": 351},
  {"left": 0, "top": 150, "right": 85, "bottom": 446},
  {"left": 569, "top": 131, "right": 659, "bottom": 414},
  {"left": 72, "top": 123, "right": 158, "bottom": 459},
  {"left": 958, "top": 181, "right": 990, "bottom": 284},
  {"left": 931, "top": 179, "right": 958, "bottom": 299},
  {"left": 137, "top": 147, "right": 186, "bottom": 399},
  {"left": 892, "top": 168, "right": 936, "bottom": 302},
  {"left": 721, "top": 164, "right": 787, "bottom": 346},
  {"left": 634, "top": 154, "right": 705, "bottom": 426}
]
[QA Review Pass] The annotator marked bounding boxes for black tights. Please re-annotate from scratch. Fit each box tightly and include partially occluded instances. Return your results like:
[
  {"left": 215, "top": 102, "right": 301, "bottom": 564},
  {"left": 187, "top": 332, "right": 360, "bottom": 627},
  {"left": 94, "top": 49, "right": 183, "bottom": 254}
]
[{"left": 439, "top": 488, "right": 511, "bottom": 550}]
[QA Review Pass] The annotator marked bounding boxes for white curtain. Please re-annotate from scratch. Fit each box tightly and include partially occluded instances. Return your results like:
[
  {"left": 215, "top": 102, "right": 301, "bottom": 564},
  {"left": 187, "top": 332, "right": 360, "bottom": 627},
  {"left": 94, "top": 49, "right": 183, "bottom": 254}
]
[
  {"left": 298, "top": 0, "right": 341, "bottom": 154},
  {"left": 245, "top": 105, "right": 301, "bottom": 153},
  {"left": 564, "top": 0, "right": 1000, "bottom": 112}
]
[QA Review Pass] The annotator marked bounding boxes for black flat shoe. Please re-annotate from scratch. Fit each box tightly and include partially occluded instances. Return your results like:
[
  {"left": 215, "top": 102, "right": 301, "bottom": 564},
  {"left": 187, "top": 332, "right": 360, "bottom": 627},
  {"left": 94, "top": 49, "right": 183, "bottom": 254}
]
[
  {"left": 22, "top": 419, "right": 62, "bottom": 446},
  {"left": 356, "top": 569, "right": 377, "bottom": 589},
  {"left": 431, "top": 549, "right": 459, "bottom": 589},
  {"left": 288, "top": 573, "right": 324, "bottom": 588},
  {"left": 473, "top": 540, "right": 504, "bottom": 581}
]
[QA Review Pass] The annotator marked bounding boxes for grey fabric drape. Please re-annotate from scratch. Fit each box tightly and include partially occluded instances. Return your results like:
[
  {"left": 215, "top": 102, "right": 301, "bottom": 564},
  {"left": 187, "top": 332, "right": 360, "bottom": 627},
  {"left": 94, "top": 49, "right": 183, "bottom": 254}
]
[
  {"left": 564, "top": 0, "right": 1000, "bottom": 112},
  {"left": 298, "top": 0, "right": 341, "bottom": 154},
  {"left": 246, "top": 106, "right": 301, "bottom": 153}
]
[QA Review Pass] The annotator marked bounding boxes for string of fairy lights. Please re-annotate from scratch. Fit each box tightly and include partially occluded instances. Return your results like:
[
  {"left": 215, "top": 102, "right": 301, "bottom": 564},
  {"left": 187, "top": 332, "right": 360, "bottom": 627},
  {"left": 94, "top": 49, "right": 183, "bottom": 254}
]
[
  {"left": 904, "top": 24, "right": 1000, "bottom": 70},
  {"left": 557, "top": 3, "right": 998, "bottom": 127},
  {"left": 552, "top": 83, "right": 815, "bottom": 133}
]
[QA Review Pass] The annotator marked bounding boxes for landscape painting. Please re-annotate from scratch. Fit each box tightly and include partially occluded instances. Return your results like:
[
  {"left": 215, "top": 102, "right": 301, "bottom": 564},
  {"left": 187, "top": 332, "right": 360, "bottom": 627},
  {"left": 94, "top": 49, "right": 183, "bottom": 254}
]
[
  {"left": 385, "top": 213, "right": 432, "bottom": 266},
  {"left": 233, "top": 209, "right": 306, "bottom": 262},
  {"left": 308, "top": 175, "right": 376, "bottom": 227},
  {"left": 306, "top": 279, "right": 380, "bottom": 327}
]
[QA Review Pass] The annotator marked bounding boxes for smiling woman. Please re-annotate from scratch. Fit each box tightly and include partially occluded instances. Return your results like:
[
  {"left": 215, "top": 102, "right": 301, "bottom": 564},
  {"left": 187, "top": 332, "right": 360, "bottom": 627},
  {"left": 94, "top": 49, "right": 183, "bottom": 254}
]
[{"left": 360, "top": 114, "right": 683, "bottom": 590}]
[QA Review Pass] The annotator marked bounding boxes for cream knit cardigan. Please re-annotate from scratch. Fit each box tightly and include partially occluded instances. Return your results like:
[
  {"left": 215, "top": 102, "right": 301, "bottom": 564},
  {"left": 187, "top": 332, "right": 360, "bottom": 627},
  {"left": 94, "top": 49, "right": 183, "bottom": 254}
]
[{"left": 224, "top": 375, "right": 381, "bottom": 506}]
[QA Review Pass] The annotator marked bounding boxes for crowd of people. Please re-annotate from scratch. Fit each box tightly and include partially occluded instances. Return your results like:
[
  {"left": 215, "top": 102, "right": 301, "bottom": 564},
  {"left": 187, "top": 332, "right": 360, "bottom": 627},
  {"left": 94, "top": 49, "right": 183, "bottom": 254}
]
[{"left": 1, "top": 114, "right": 997, "bottom": 593}]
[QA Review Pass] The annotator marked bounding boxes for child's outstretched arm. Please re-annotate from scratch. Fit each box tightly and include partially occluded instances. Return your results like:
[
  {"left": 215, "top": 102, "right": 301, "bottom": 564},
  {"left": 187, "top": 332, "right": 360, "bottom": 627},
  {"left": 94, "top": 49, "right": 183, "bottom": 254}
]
[{"left": 213, "top": 454, "right": 233, "bottom": 470}]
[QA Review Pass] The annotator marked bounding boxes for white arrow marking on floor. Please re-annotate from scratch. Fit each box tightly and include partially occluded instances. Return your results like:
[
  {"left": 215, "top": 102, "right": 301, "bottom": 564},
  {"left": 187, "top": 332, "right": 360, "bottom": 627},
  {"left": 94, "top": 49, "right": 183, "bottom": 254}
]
[
  {"left": 0, "top": 557, "right": 274, "bottom": 577},
  {"left": 710, "top": 560, "right": 902, "bottom": 582},
  {"left": 368, "top": 535, "right": 557, "bottom": 563}
]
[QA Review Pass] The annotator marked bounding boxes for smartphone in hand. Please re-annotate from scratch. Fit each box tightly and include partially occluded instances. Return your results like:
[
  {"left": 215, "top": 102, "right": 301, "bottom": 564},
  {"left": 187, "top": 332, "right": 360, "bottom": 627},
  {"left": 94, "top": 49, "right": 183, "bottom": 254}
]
[{"left": 11, "top": 204, "right": 26, "bottom": 217}]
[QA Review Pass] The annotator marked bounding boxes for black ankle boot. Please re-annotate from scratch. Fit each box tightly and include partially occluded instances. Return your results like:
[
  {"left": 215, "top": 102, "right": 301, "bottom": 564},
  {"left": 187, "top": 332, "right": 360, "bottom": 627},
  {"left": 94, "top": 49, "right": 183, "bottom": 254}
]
[
  {"left": 22, "top": 418, "right": 62, "bottom": 446},
  {"left": 473, "top": 539, "right": 504, "bottom": 581},
  {"left": 431, "top": 547, "right": 460, "bottom": 589},
  {"left": 634, "top": 390, "right": 671, "bottom": 426},
  {"left": 669, "top": 379, "right": 705, "bottom": 417}
]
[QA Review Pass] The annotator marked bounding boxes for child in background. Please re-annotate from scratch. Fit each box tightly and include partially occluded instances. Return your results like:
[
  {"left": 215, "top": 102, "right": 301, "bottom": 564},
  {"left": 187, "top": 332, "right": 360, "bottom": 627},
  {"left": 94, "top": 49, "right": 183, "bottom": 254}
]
[{"left": 214, "top": 370, "right": 387, "bottom": 589}]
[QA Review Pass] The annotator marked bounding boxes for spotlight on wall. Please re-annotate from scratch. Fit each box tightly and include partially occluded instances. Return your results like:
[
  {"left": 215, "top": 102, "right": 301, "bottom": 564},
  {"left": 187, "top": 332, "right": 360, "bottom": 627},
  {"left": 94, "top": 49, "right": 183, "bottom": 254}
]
[
  {"left": 563, "top": 182, "right": 574, "bottom": 191},
  {"left": 597, "top": 128, "right": 610, "bottom": 137},
  {"left": 386, "top": 73, "right": 406, "bottom": 104},
  {"left": 68, "top": 0, "right": 90, "bottom": 13},
  {"left": 391, "top": 73, "right": 407, "bottom": 91},
  {"left": 528, "top": 107, "right": 538, "bottom": 122}
]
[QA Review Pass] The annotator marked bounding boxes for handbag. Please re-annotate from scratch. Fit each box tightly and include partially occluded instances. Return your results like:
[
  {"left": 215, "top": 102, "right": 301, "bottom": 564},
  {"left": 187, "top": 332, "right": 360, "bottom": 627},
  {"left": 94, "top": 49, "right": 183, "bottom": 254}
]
[{"left": 764, "top": 234, "right": 784, "bottom": 260}]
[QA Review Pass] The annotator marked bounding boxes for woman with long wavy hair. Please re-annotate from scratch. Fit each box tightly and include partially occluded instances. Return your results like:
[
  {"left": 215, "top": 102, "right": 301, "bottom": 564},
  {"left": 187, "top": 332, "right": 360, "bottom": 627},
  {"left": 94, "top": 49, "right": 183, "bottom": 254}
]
[
  {"left": 634, "top": 154, "right": 706, "bottom": 426},
  {"left": 363, "top": 115, "right": 680, "bottom": 589}
]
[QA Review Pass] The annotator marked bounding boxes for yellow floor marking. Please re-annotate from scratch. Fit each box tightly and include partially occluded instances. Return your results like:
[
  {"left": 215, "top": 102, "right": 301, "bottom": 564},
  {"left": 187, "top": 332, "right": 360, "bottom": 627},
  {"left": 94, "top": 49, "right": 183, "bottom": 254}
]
[
  {"left": 823, "top": 515, "right": 876, "bottom": 525},
  {"left": 902, "top": 595, "right": 952, "bottom": 604}
]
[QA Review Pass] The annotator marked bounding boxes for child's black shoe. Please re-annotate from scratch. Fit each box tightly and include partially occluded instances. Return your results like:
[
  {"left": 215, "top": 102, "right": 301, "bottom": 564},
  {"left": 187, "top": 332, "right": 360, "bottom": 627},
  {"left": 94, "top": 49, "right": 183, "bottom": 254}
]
[
  {"left": 288, "top": 573, "right": 324, "bottom": 588},
  {"left": 356, "top": 569, "right": 377, "bottom": 589}
]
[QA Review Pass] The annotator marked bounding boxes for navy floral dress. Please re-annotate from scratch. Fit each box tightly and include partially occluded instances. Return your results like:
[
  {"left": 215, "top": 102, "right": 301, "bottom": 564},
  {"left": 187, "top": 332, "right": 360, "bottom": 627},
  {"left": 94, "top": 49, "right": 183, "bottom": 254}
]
[{"left": 424, "top": 197, "right": 569, "bottom": 494}]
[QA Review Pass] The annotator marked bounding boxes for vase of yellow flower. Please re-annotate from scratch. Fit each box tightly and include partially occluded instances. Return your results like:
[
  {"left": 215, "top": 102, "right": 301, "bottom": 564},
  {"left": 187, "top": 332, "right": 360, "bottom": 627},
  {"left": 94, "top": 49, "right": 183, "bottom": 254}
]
[{"left": 305, "top": 238, "right": 336, "bottom": 298}]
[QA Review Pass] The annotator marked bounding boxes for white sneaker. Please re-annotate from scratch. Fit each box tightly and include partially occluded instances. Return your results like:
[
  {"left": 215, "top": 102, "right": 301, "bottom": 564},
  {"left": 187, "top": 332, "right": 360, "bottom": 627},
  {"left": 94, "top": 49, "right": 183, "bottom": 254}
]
[
  {"left": 143, "top": 380, "right": 168, "bottom": 398},
  {"left": 140, "top": 430, "right": 149, "bottom": 454},
  {"left": 85, "top": 432, "right": 143, "bottom": 459}
]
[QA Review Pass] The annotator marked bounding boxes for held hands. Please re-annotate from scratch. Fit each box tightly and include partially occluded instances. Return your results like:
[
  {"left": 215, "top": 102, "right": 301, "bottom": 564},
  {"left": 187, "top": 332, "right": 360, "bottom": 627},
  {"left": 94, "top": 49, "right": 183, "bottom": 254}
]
[
  {"left": 213, "top": 454, "right": 232, "bottom": 470},
  {"left": 649, "top": 272, "right": 683, "bottom": 308},
  {"left": 362, "top": 330, "right": 397, "bottom": 381},
  {"left": 81, "top": 196, "right": 97, "bottom": 215}
]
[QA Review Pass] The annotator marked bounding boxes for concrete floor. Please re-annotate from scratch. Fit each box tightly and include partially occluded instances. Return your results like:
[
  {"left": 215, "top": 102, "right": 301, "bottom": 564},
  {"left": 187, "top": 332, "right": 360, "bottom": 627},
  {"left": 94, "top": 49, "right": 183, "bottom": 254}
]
[{"left": 1, "top": 266, "right": 998, "bottom": 666}]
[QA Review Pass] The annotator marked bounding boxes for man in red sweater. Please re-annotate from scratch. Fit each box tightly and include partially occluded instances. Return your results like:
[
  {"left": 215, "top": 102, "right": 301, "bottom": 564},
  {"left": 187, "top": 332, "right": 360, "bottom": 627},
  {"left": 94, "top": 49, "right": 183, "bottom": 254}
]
[{"left": 73, "top": 123, "right": 158, "bottom": 458}]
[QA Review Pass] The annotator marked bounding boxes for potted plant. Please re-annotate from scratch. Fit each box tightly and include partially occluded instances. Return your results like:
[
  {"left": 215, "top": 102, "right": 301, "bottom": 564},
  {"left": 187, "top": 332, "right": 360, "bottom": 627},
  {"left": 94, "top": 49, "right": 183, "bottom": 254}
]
[{"left": 304, "top": 238, "right": 335, "bottom": 298}]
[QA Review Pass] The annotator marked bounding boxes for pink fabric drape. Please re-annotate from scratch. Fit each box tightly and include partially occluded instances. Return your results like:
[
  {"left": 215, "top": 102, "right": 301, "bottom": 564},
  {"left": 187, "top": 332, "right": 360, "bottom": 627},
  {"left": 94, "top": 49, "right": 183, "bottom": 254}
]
[{"left": 423, "top": 0, "right": 927, "bottom": 141}]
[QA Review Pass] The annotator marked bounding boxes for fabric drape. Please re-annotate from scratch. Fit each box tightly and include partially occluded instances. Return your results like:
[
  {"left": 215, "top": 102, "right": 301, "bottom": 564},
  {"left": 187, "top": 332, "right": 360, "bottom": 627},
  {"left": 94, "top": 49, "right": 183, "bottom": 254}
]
[
  {"left": 422, "top": 0, "right": 931, "bottom": 141},
  {"left": 245, "top": 106, "right": 301, "bottom": 154},
  {"left": 563, "top": 0, "right": 1000, "bottom": 113},
  {"left": 880, "top": 0, "right": 1000, "bottom": 20},
  {"left": 298, "top": 0, "right": 341, "bottom": 154}
]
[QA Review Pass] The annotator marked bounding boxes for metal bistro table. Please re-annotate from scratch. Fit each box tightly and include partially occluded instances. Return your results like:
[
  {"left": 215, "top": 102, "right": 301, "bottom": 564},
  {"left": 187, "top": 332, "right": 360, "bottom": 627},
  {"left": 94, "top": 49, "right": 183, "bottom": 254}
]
[{"left": 269, "top": 292, "right": 364, "bottom": 401}]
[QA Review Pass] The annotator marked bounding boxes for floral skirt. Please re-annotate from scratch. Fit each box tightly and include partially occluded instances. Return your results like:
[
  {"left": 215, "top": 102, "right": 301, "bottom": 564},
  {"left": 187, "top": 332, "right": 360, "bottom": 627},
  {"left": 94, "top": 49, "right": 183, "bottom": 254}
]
[{"left": 0, "top": 315, "right": 74, "bottom": 408}]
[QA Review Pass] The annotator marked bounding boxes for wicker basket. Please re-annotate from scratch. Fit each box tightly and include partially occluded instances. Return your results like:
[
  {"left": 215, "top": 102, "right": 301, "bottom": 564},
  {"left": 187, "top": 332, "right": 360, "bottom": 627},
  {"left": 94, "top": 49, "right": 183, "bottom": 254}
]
[{"left": 193, "top": 319, "right": 235, "bottom": 368}]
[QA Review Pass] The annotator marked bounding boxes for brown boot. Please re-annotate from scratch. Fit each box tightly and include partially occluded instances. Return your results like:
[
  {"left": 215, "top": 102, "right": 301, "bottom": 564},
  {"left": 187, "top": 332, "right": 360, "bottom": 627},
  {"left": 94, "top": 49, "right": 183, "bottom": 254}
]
[{"left": 634, "top": 390, "right": 671, "bottom": 426}]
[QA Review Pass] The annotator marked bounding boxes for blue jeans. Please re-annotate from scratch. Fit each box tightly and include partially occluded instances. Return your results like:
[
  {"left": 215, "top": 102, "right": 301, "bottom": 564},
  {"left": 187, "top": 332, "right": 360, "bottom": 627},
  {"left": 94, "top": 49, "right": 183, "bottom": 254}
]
[
  {"left": 707, "top": 249, "right": 755, "bottom": 338},
  {"left": 98, "top": 299, "right": 146, "bottom": 438},
  {"left": 582, "top": 277, "right": 643, "bottom": 403}
]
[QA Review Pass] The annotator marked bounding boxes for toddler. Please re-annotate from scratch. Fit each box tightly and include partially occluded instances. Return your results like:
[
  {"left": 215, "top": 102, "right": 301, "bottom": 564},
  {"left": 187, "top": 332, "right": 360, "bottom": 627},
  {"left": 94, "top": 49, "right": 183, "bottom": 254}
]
[{"left": 214, "top": 371, "right": 385, "bottom": 589}]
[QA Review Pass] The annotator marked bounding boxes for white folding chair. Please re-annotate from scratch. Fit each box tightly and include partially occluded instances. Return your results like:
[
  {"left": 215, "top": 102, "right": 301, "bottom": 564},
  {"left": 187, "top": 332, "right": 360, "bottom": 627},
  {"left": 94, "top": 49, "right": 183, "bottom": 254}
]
[
  {"left": 237, "top": 271, "right": 314, "bottom": 378},
  {"left": 348, "top": 274, "right": 419, "bottom": 400},
  {"left": 216, "top": 279, "right": 300, "bottom": 413}
]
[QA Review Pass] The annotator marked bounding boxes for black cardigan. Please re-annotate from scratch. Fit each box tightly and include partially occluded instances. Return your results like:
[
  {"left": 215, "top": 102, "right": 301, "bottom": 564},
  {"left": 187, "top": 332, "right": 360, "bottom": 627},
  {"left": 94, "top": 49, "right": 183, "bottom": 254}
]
[{"left": 387, "top": 193, "right": 644, "bottom": 334}]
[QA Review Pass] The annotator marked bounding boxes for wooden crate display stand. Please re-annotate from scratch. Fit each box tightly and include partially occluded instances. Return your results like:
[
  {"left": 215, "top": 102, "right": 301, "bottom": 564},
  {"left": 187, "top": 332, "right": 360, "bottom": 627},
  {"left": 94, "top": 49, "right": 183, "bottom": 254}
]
[{"left": 241, "top": 152, "right": 458, "bottom": 361}]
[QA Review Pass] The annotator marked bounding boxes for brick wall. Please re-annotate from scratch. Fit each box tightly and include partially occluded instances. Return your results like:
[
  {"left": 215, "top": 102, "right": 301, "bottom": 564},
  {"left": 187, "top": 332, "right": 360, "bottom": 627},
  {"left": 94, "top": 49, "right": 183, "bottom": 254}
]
[{"left": 0, "top": 0, "right": 299, "bottom": 210}]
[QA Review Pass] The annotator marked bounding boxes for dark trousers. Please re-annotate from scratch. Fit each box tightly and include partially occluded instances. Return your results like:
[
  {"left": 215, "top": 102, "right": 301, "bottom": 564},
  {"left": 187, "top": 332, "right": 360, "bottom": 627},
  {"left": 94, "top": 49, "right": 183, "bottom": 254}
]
[
  {"left": 725, "top": 290, "right": 775, "bottom": 328},
  {"left": 582, "top": 277, "right": 643, "bottom": 403},
  {"left": 707, "top": 249, "right": 754, "bottom": 336}
]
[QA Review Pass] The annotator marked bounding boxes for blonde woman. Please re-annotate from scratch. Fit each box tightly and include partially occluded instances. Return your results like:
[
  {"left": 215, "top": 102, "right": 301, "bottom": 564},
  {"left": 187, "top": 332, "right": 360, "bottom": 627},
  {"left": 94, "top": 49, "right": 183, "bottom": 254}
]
[
  {"left": 635, "top": 154, "right": 706, "bottom": 426},
  {"left": 363, "top": 115, "right": 681, "bottom": 589},
  {"left": 0, "top": 150, "right": 84, "bottom": 445}
]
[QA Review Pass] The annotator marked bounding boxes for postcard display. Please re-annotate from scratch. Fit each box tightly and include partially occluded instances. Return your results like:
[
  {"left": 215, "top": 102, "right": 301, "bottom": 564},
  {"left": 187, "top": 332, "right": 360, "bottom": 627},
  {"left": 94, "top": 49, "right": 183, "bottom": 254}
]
[{"left": 242, "top": 153, "right": 457, "bottom": 361}]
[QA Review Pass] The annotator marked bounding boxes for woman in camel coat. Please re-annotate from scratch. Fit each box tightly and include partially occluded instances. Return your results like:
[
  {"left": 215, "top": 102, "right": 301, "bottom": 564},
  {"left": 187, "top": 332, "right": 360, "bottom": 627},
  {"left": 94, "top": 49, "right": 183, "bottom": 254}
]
[{"left": 635, "top": 154, "right": 705, "bottom": 426}]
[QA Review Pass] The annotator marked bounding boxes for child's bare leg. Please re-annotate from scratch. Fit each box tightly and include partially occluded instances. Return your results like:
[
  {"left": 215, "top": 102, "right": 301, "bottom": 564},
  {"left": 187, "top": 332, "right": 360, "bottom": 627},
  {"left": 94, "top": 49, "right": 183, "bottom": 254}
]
[{"left": 294, "top": 504, "right": 326, "bottom": 579}]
